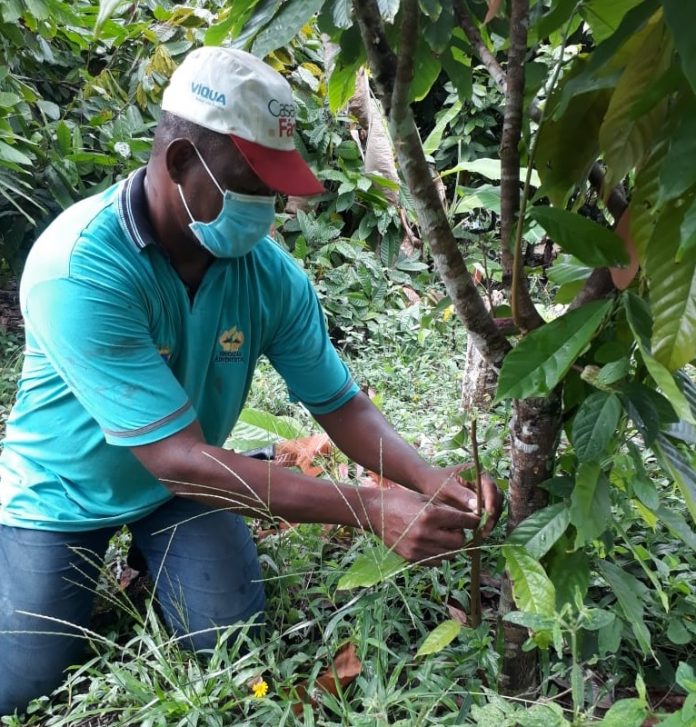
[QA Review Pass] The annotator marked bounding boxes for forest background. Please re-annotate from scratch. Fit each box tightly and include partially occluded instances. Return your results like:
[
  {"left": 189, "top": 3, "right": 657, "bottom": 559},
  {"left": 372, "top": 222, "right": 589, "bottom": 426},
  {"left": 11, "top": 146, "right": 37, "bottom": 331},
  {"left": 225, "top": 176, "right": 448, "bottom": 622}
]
[{"left": 1, "top": 0, "right": 696, "bottom": 725}]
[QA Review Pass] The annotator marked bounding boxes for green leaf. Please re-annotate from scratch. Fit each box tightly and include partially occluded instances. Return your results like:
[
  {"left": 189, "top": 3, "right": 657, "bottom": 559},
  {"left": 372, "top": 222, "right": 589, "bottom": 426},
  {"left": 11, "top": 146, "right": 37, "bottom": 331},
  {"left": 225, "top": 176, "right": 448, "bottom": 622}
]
[
  {"left": 624, "top": 293, "right": 696, "bottom": 424},
  {"left": 0, "top": 140, "right": 32, "bottom": 166},
  {"left": 423, "top": 101, "right": 462, "bottom": 156},
  {"left": 536, "top": 62, "right": 612, "bottom": 206},
  {"left": 570, "top": 463, "right": 611, "bottom": 548},
  {"left": 337, "top": 547, "right": 405, "bottom": 590},
  {"left": 415, "top": 619, "right": 462, "bottom": 657},
  {"left": 95, "top": 0, "right": 128, "bottom": 36},
  {"left": 548, "top": 547, "right": 590, "bottom": 608},
  {"left": 582, "top": 608, "right": 615, "bottom": 631},
  {"left": 238, "top": 407, "right": 305, "bottom": 440},
  {"left": 658, "top": 102, "right": 696, "bottom": 204},
  {"left": 502, "top": 545, "right": 556, "bottom": 617},
  {"left": 647, "top": 202, "right": 696, "bottom": 372},
  {"left": 663, "top": 0, "right": 696, "bottom": 97},
  {"left": 517, "top": 703, "right": 571, "bottom": 727},
  {"left": 410, "top": 40, "right": 441, "bottom": 102},
  {"left": 0, "top": 92, "right": 21, "bottom": 108},
  {"left": 667, "top": 618, "right": 692, "bottom": 646},
  {"left": 505, "top": 504, "right": 571, "bottom": 559},
  {"left": 629, "top": 140, "right": 667, "bottom": 261},
  {"left": 676, "top": 662, "right": 696, "bottom": 692},
  {"left": 443, "top": 158, "right": 540, "bottom": 186},
  {"left": 572, "top": 392, "right": 622, "bottom": 461},
  {"left": 440, "top": 45, "right": 472, "bottom": 103},
  {"left": 598, "top": 15, "right": 671, "bottom": 191},
  {"left": 678, "top": 195, "right": 696, "bottom": 263},
  {"left": 654, "top": 435, "right": 696, "bottom": 524},
  {"left": 251, "top": 0, "right": 324, "bottom": 58},
  {"left": 496, "top": 300, "right": 612, "bottom": 401},
  {"left": 503, "top": 611, "right": 555, "bottom": 632},
  {"left": 598, "top": 699, "right": 647, "bottom": 727},
  {"left": 582, "top": 0, "right": 643, "bottom": 43},
  {"left": 597, "top": 560, "right": 652, "bottom": 656},
  {"left": 328, "top": 57, "right": 363, "bottom": 113},
  {"left": 530, "top": 207, "right": 629, "bottom": 268}
]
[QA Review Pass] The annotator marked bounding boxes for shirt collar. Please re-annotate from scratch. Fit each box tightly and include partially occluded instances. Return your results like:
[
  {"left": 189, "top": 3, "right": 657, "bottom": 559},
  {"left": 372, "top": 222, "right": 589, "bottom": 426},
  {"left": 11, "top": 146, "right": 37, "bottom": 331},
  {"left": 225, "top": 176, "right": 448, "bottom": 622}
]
[{"left": 117, "top": 166, "right": 159, "bottom": 252}]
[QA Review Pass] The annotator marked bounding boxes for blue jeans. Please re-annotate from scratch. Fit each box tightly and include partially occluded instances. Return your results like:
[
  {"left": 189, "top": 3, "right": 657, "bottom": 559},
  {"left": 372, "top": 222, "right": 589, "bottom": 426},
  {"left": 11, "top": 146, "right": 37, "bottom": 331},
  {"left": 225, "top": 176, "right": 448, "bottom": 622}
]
[{"left": 0, "top": 498, "right": 265, "bottom": 716}]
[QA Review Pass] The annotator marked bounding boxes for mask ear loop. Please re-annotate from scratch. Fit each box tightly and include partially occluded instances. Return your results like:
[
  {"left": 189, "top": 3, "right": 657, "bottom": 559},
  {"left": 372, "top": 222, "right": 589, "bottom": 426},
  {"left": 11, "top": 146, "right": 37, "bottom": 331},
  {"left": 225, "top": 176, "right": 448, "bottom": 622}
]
[
  {"left": 177, "top": 184, "right": 196, "bottom": 223},
  {"left": 191, "top": 144, "right": 225, "bottom": 195}
]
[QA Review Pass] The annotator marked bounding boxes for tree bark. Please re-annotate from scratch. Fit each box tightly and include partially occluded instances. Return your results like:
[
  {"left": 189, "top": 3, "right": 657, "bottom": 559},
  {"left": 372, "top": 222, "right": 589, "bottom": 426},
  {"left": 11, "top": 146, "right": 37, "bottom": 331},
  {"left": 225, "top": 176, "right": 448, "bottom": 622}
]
[
  {"left": 500, "top": 0, "right": 544, "bottom": 333},
  {"left": 499, "top": 392, "right": 563, "bottom": 695},
  {"left": 353, "top": 0, "right": 511, "bottom": 367}
]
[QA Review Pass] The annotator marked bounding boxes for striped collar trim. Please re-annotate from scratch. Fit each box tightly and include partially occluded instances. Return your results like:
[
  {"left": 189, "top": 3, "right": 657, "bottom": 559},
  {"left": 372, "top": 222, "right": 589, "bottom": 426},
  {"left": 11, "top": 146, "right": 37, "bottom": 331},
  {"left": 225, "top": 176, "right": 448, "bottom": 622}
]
[{"left": 117, "top": 167, "right": 158, "bottom": 252}]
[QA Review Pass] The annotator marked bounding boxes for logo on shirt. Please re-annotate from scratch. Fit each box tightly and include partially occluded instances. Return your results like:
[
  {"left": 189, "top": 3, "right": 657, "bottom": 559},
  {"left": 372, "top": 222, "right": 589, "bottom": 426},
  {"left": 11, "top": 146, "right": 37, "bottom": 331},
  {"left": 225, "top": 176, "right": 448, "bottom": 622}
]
[
  {"left": 216, "top": 326, "right": 245, "bottom": 363},
  {"left": 158, "top": 346, "right": 172, "bottom": 364}
]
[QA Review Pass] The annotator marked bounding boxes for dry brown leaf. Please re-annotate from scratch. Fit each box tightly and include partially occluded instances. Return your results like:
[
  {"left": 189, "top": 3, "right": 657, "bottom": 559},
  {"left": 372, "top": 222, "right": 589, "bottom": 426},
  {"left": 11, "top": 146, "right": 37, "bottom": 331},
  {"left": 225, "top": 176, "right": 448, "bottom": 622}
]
[
  {"left": 359, "top": 471, "right": 401, "bottom": 490},
  {"left": 292, "top": 643, "right": 362, "bottom": 715},
  {"left": 275, "top": 433, "right": 333, "bottom": 475},
  {"left": 484, "top": 0, "right": 503, "bottom": 24}
]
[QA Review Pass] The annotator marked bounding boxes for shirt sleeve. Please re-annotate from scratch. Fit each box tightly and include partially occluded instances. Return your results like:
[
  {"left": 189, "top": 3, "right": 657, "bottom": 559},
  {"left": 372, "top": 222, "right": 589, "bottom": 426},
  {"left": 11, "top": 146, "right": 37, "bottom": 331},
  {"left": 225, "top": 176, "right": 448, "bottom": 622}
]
[
  {"left": 265, "top": 275, "right": 359, "bottom": 415},
  {"left": 24, "top": 276, "right": 197, "bottom": 446}
]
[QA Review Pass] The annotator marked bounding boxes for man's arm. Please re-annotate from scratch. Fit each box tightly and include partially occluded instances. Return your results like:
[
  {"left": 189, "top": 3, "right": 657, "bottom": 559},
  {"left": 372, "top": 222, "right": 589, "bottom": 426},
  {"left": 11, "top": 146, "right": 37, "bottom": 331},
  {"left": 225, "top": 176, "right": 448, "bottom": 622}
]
[
  {"left": 314, "top": 392, "right": 503, "bottom": 537},
  {"left": 130, "top": 419, "right": 479, "bottom": 564}
]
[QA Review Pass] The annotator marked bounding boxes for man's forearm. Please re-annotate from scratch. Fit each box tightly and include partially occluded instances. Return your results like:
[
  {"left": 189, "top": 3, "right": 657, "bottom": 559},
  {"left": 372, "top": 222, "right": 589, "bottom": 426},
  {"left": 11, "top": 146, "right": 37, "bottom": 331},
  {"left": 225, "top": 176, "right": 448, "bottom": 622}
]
[
  {"left": 157, "top": 439, "right": 376, "bottom": 528},
  {"left": 314, "top": 392, "right": 433, "bottom": 490}
]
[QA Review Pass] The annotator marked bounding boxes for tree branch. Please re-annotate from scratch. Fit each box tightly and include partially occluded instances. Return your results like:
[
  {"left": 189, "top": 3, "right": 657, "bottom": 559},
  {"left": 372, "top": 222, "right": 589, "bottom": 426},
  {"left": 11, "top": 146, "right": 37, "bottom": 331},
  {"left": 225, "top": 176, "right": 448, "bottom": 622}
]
[
  {"left": 390, "top": 0, "right": 418, "bottom": 128},
  {"left": 353, "top": 0, "right": 511, "bottom": 366},
  {"left": 454, "top": 0, "right": 508, "bottom": 95},
  {"left": 500, "top": 0, "right": 544, "bottom": 332}
]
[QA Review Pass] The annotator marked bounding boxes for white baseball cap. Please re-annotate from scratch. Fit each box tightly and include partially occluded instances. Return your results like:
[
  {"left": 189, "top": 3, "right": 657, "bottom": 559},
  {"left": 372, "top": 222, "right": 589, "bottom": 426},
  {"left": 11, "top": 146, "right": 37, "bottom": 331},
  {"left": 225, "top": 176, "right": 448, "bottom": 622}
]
[{"left": 162, "top": 46, "right": 325, "bottom": 196}]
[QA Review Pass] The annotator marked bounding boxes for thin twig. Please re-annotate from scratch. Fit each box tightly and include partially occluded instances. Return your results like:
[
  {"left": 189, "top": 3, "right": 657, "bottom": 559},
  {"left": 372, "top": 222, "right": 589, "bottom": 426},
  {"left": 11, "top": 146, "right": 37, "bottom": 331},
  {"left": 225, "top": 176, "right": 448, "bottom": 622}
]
[{"left": 469, "top": 419, "right": 482, "bottom": 628}]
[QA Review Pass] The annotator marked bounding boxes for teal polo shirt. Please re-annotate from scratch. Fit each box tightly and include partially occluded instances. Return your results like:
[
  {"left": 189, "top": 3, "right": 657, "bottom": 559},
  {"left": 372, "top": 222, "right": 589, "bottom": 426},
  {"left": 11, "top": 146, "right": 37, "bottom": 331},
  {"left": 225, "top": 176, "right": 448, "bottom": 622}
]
[{"left": 0, "top": 168, "right": 358, "bottom": 531}]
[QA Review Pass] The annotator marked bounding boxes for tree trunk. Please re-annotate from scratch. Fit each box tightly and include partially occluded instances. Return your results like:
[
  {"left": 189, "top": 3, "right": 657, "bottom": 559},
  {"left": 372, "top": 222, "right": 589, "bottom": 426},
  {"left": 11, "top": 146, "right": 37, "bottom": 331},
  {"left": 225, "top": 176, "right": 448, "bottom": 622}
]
[{"left": 499, "top": 392, "right": 562, "bottom": 695}]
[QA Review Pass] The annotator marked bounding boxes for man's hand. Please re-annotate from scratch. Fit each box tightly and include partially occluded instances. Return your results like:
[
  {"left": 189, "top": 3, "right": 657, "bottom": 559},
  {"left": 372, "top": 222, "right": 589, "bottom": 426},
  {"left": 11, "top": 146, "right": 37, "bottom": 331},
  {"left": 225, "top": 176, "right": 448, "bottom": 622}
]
[
  {"left": 365, "top": 487, "right": 475, "bottom": 564},
  {"left": 413, "top": 465, "right": 503, "bottom": 539}
]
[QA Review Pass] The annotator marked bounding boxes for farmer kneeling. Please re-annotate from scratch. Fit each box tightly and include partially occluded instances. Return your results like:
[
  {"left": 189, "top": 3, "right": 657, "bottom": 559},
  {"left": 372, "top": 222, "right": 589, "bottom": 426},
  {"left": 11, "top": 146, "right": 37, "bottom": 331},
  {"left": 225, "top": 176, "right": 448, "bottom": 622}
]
[{"left": 0, "top": 47, "right": 502, "bottom": 716}]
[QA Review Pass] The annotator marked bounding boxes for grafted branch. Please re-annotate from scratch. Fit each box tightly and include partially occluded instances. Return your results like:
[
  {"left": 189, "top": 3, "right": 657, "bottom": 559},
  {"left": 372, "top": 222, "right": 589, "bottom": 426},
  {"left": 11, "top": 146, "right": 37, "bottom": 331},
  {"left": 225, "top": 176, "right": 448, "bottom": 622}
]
[{"left": 353, "top": 0, "right": 510, "bottom": 367}]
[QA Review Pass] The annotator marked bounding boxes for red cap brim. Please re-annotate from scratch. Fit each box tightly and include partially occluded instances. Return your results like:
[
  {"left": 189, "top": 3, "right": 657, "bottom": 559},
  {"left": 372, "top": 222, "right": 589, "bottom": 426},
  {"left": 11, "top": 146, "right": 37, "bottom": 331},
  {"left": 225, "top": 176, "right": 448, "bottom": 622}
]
[{"left": 229, "top": 134, "right": 325, "bottom": 197}]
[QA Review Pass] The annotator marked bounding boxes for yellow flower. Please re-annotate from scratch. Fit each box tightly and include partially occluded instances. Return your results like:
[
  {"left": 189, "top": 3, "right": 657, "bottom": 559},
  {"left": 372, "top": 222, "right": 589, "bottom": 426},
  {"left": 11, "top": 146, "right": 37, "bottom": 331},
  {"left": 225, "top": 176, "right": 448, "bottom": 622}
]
[{"left": 251, "top": 678, "right": 269, "bottom": 699}]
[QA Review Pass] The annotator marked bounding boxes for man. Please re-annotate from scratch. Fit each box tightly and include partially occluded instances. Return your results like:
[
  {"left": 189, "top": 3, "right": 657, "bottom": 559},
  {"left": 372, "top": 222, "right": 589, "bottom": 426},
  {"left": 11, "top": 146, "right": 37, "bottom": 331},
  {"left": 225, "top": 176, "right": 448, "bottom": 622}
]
[{"left": 0, "top": 47, "right": 501, "bottom": 714}]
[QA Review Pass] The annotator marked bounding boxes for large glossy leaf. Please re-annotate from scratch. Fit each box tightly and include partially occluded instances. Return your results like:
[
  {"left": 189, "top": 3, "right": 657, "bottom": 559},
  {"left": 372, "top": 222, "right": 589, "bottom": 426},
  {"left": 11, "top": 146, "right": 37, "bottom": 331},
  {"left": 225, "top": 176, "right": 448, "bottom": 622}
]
[
  {"left": 621, "top": 382, "right": 676, "bottom": 446},
  {"left": 597, "top": 560, "right": 652, "bottom": 656},
  {"left": 663, "top": 0, "right": 696, "bottom": 96},
  {"left": 624, "top": 293, "right": 696, "bottom": 424},
  {"left": 582, "top": 0, "right": 643, "bottom": 43},
  {"left": 251, "top": 0, "right": 324, "bottom": 58},
  {"left": 655, "top": 435, "right": 696, "bottom": 523},
  {"left": 657, "top": 99, "right": 696, "bottom": 203},
  {"left": 530, "top": 207, "right": 628, "bottom": 268},
  {"left": 502, "top": 546, "right": 556, "bottom": 617},
  {"left": 570, "top": 463, "right": 611, "bottom": 548},
  {"left": 496, "top": 300, "right": 612, "bottom": 401},
  {"left": 415, "top": 620, "right": 462, "bottom": 657},
  {"left": 572, "top": 391, "right": 622, "bottom": 461},
  {"left": 505, "top": 504, "right": 571, "bottom": 559},
  {"left": 628, "top": 140, "right": 667, "bottom": 261},
  {"left": 410, "top": 39, "right": 441, "bottom": 102},
  {"left": 94, "top": 0, "right": 128, "bottom": 35},
  {"left": 647, "top": 202, "right": 696, "bottom": 372},
  {"left": 598, "top": 15, "right": 671, "bottom": 191}
]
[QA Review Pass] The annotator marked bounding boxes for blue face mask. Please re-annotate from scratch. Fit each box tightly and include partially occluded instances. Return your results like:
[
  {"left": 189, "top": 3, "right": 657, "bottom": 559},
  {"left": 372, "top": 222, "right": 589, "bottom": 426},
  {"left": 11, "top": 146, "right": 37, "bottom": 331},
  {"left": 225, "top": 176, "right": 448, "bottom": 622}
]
[{"left": 177, "top": 146, "right": 275, "bottom": 258}]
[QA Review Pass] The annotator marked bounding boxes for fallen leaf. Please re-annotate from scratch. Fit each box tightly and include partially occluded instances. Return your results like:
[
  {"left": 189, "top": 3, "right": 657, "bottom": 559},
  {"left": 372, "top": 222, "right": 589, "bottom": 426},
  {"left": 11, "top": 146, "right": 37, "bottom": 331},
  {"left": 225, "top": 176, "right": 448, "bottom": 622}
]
[
  {"left": 292, "top": 643, "right": 362, "bottom": 715},
  {"left": 359, "top": 471, "right": 402, "bottom": 490},
  {"left": 275, "top": 433, "right": 333, "bottom": 475},
  {"left": 118, "top": 566, "right": 139, "bottom": 590},
  {"left": 484, "top": 0, "right": 502, "bottom": 24}
]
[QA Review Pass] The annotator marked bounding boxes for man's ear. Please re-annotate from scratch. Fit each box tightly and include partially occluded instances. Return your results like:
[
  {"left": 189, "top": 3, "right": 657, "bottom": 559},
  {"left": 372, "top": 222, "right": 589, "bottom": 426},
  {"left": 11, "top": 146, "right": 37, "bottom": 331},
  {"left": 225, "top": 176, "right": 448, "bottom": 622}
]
[{"left": 165, "top": 138, "right": 196, "bottom": 184}]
